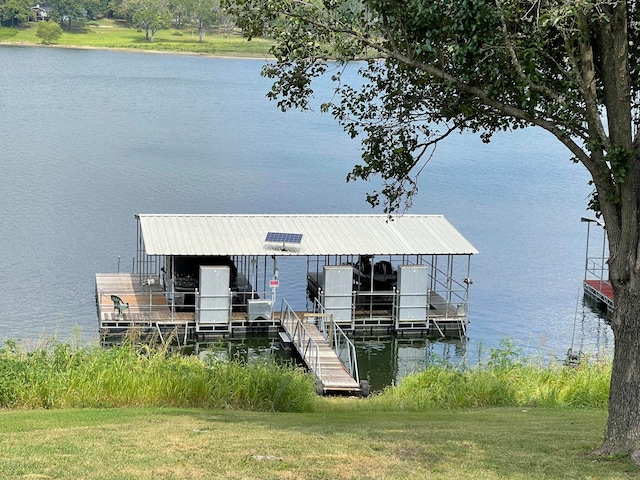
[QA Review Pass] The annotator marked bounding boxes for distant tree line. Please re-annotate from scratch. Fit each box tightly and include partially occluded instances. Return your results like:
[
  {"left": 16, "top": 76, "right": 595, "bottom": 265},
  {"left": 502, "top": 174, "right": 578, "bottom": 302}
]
[{"left": 0, "top": 0, "right": 234, "bottom": 43}]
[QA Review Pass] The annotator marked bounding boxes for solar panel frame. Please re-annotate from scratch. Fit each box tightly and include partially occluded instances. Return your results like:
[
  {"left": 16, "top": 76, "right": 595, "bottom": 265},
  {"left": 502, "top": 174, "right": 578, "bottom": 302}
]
[{"left": 265, "top": 232, "right": 303, "bottom": 244}]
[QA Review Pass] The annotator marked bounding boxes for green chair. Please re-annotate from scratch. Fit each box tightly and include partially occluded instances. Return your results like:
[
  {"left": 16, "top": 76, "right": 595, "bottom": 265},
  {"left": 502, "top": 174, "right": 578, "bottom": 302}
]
[{"left": 111, "top": 295, "right": 129, "bottom": 317}]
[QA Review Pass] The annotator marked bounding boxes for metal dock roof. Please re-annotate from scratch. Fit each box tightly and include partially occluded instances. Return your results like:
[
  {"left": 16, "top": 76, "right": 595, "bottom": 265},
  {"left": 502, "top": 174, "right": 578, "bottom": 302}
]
[{"left": 136, "top": 214, "right": 478, "bottom": 257}]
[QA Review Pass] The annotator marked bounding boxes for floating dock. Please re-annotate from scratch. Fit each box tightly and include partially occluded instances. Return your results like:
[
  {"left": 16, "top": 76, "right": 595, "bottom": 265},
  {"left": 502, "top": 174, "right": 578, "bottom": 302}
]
[
  {"left": 581, "top": 217, "right": 613, "bottom": 312},
  {"left": 96, "top": 272, "right": 287, "bottom": 343},
  {"left": 96, "top": 273, "right": 193, "bottom": 342},
  {"left": 96, "top": 214, "right": 479, "bottom": 395},
  {"left": 96, "top": 273, "right": 363, "bottom": 394}
]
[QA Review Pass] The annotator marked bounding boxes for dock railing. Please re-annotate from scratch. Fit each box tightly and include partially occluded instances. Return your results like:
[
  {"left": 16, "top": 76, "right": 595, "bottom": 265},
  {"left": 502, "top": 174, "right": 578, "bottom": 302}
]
[
  {"left": 279, "top": 299, "right": 321, "bottom": 378},
  {"left": 353, "top": 288, "right": 396, "bottom": 318},
  {"left": 312, "top": 300, "right": 360, "bottom": 384},
  {"left": 585, "top": 257, "right": 609, "bottom": 287}
]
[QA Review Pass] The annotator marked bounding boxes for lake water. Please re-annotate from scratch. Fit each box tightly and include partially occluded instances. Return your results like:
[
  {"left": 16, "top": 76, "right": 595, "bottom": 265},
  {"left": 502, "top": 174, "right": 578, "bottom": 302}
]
[{"left": 0, "top": 45, "right": 612, "bottom": 388}]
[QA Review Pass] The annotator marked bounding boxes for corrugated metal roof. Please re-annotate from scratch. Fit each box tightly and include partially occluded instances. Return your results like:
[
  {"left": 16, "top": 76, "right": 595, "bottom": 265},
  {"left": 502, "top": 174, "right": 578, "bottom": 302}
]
[{"left": 136, "top": 214, "right": 478, "bottom": 256}]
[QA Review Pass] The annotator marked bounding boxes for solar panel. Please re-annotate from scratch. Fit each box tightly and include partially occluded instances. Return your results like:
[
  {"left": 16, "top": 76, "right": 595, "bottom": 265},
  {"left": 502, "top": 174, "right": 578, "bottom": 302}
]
[{"left": 265, "top": 232, "right": 303, "bottom": 244}]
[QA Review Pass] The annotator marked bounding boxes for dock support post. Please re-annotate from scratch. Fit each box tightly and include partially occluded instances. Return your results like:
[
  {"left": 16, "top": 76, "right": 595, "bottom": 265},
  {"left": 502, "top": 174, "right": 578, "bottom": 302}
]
[{"left": 328, "top": 314, "right": 334, "bottom": 349}]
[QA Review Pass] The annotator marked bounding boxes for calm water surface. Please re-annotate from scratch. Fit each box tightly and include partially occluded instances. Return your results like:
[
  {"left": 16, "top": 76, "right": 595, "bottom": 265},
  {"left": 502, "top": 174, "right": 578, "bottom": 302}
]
[{"left": 0, "top": 46, "right": 611, "bottom": 388}]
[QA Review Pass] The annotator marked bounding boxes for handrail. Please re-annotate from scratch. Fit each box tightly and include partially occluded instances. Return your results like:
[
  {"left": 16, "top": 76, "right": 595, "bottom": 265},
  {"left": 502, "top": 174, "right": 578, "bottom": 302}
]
[
  {"left": 97, "top": 287, "right": 192, "bottom": 324},
  {"left": 279, "top": 299, "right": 321, "bottom": 378},
  {"left": 313, "top": 299, "right": 360, "bottom": 384},
  {"left": 585, "top": 257, "right": 608, "bottom": 281}
]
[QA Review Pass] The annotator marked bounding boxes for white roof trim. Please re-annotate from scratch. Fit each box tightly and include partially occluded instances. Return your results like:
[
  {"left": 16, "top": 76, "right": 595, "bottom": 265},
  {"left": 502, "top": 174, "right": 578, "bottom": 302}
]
[{"left": 136, "top": 214, "right": 478, "bottom": 257}]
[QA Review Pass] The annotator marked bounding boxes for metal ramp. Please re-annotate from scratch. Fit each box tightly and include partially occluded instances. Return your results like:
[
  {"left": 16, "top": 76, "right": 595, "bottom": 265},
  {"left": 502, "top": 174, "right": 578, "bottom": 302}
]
[{"left": 279, "top": 299, "right": 362, "bottom": 396}]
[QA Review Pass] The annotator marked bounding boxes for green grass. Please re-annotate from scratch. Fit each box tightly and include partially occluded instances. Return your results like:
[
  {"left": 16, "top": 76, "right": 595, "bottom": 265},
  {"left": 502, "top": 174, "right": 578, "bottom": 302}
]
[
  {"left": 0, "top": 18, "right": 274, "bottom": 57},
  {"left": 0, "top": 340, "right": 611, "bottom": 412},
  {"left": 0, "top": 407, "right": 635, "bottom": 479},
  {"left": 0, "top": 27, "right": 18, "bottom": 41},
  {"left": 0, "top": 338, "right": 631, "bottom": 477},
  {"left": 0, "top": 338, "right": 612, "bottom": 412}
]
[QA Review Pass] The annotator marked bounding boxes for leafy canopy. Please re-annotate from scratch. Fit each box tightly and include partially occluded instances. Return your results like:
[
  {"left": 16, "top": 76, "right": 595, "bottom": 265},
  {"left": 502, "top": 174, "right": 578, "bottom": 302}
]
[{"left": 225, "top": 0, "right": 640, "bottom": 214}]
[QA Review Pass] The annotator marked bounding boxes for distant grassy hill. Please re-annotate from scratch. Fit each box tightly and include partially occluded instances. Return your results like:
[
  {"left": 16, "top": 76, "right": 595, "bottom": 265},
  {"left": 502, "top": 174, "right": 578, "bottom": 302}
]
[{"left": 0, "top": 18, "right": 273, "bottom": 57}]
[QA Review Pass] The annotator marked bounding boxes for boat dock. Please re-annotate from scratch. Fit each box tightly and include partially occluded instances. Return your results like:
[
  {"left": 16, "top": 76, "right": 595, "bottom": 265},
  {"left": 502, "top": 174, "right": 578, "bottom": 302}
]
[
  {"left": 96, "top": 272, "right": 470, "bottom": 340},
  {"left": 96, "top": 273, "right": 194, "bottom": 342},
  {"left": 96, "top": 273, "right": 364, "bottom": 394},
  {"left": 96, "top": 214, "right": 478, "bottom": 396},
  {"left": 582, "top": 217, "right": 613, "bottom": 312}
]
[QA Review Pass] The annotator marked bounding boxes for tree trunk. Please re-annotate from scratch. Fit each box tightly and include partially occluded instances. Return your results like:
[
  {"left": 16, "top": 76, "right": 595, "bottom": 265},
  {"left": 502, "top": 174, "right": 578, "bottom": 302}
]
[
  {"left": 592, "top": 1, "right": 640, "bottom": 464},
  {"left": 597, "top": 150, "right": 640, "bottom": 463},
  {"left": 598, "top": 278, "right": 640, "bottom": 462}
]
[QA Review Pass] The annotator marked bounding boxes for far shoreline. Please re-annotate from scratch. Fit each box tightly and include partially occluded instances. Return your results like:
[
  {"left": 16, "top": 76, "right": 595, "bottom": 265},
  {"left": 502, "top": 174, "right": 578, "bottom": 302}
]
[{"left": 0, "top": 40, "right": 274, "bottom": 60}]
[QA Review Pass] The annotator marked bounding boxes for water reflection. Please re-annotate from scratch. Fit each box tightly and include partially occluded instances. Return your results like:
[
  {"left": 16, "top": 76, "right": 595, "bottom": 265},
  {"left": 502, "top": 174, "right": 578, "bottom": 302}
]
[
  {"left": 572, "top": 299, "right": 612, "bottom": 362},
  {"left": 356, "top": 337, "right": 469, "bottom": 392},
  {"left": 185, "top": 337, "right": 295, "bottom": 365}
]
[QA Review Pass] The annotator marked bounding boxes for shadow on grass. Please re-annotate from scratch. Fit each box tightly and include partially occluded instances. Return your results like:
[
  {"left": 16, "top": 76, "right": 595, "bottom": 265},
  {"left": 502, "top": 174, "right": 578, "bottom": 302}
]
[
  {"left": 65, "top": 26, "right": 91, "bottom": 34},
  {"left": 0, "top": 28, "right": 19, "bottom": 41}
]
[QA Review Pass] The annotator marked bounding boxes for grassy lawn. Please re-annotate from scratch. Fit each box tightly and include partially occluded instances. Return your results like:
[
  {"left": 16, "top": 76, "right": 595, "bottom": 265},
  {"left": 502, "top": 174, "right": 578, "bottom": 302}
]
[
  {"left": 0, "top": 406, "right": 635, "bottom": 479},
  {"left": 0, "top": 18, "right": 273, "bottom": 57}
]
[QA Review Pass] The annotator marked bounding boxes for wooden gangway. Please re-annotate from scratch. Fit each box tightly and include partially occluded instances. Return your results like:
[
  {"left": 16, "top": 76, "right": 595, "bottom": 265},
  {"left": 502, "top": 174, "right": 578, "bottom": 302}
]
[{"left": 279, "top": 300, "right": 362, "bottom": 396}]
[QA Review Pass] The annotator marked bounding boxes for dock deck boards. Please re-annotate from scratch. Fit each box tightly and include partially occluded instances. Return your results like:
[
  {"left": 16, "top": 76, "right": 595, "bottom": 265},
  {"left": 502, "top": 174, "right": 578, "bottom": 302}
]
[{"left": 96, "top": 273, "right": 194, "bottom": 326}]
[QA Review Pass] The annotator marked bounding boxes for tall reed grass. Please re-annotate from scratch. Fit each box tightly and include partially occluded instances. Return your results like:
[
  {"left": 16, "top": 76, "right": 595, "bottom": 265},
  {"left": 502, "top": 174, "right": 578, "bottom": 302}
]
[
  {"left": 0, "top": 338, "right": 317, "bottom": 412},
  {"left": 365, "top": 339, "right": 611, "bottom": 411},
  {"left": 0, "top": 337, "right": 611, "bottom": 412}
]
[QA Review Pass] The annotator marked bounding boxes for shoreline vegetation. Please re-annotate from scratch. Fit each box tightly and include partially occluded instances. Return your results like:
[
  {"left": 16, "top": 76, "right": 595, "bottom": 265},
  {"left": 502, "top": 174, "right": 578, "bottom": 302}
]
[
  {"left": 0, "top": 337, "right": 612, "bottom": 411},
  {"left": 0, "top": 18, "right": 274, "bottom": 58},
  {"left": 0, "top": 338, "right": 635, "bottom": 478}
]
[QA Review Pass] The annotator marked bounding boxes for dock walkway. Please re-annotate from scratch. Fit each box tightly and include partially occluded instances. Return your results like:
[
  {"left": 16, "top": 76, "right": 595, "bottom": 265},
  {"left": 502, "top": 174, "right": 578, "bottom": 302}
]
[{"left": 280, "top": 309, "right": 361, "bottom": 395}]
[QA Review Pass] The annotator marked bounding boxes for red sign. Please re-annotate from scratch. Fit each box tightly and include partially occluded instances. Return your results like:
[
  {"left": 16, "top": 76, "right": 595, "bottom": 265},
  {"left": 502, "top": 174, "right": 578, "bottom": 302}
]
[{"left": 270, "top": 279, "right": 280, "bottom": 288}]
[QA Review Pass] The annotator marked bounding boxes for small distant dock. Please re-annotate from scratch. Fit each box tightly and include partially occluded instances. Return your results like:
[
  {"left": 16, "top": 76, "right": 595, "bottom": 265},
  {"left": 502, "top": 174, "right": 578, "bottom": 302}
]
[{"left": 582, "top": 217, "right": 613, "bottom": 312}]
